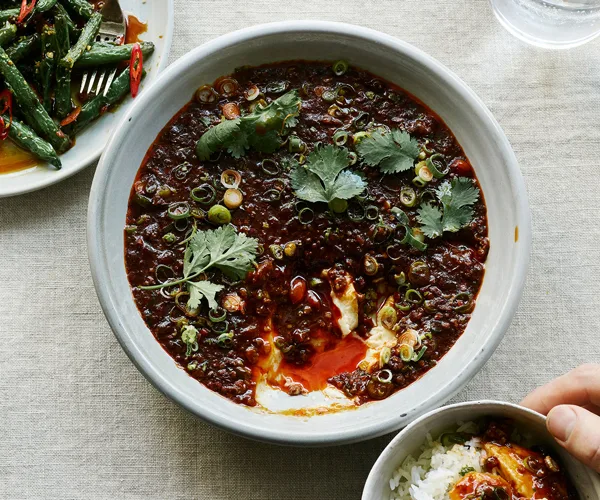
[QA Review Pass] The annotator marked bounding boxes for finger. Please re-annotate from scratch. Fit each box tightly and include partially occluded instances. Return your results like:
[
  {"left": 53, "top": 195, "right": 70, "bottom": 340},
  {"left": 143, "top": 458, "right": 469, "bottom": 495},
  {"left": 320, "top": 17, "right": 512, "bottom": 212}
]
[
  {"left": 521, "top": 364, "right": 600, "bottom": 415},
  {"left": 547, "top": 405, "right": 600, "bottom": 473}
]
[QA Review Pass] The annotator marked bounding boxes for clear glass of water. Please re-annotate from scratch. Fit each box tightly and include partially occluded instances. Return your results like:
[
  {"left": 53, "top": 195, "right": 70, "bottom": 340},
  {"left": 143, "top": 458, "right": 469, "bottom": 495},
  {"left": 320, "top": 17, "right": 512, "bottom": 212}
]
[{"left": 490, "top": 0, "right": 600, "bottom": 49}]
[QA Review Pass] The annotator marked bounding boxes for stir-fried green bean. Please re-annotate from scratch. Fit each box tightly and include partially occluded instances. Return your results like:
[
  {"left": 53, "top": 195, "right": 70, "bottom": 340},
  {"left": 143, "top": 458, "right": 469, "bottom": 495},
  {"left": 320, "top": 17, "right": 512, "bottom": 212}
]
[
  {"left": 0, "top": 46, "right": 70, "bottom": 152},
  {"left": 39, "top": 25, "right": 58, "bottom": 112},
  {"left": 75, "top": 42, "right": 156, "bottom": 68},
  {"left": 58, "top": 0, "right": 93, "bottom": 20},
  {"left": 5, "top": 33, "right": 40, "bottom": 62},
  {"left": 54, "top": 13, "right": 71, "bottom": 119},
  {"left": 52, "top": 3, "right": 81, "bottom": 39},
  {"left": 0, "top": 8, "right": 18, "bottom": 23},
  {"left": 60, "top": 11, "right": 101, "bottom": 69},
  {"left": 3, "top": 115, "right": 62, "bottom": 168}
]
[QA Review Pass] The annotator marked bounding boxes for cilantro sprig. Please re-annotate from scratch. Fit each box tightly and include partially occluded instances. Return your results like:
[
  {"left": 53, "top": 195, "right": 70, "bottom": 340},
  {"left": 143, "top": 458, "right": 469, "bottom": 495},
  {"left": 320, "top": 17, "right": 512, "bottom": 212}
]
[
  {"left": 290, "top": 144, "right": 367, "bottom": 207},
  {"left": 356, "top": 128, "right": 420, "bottom": 174},
  {"left": 196, "top": 90, "right": 302, "bottom": 160},
  {"left": 417, "top": 177, "right": 480, "bottom": 238},
  {"left": 140, "top": 225, "right": 259, "bottom": 310}
]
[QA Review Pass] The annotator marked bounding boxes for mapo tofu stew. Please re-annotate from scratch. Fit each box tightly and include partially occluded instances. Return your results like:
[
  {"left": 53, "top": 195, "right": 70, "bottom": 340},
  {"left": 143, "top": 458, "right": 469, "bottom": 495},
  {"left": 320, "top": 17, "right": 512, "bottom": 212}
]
[{"left": 124, "top": 61, "right": 489, "bottom": 413}]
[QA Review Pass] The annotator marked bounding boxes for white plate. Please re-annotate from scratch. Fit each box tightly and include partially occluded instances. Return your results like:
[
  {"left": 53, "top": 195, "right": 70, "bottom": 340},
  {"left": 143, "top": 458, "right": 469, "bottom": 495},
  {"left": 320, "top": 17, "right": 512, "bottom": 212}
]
[
  {"left": 88, "top": 22, "right": 532, "bottom": 445},
  {"left": 0, "top": 0, "right": 174, "bottom": 198}
]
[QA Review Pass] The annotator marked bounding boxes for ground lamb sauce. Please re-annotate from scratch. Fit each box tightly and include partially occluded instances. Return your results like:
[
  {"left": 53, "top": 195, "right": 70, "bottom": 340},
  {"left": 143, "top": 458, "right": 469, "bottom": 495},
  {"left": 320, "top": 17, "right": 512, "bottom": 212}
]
[{"left": 124, "top": 61, "right": 489, "bottom": 408}]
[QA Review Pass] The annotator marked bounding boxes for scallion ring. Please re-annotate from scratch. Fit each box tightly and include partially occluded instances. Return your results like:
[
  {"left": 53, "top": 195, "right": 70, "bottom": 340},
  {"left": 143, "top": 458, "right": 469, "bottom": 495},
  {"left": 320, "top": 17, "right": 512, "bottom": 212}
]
[
  {"left": 396, "top": 302, "right": 411, "bottom": 312},
  {"left": 451, "top": 292, "right": 473, "bottom": 313},
  {"left": 262, "top": 189, "right": 282, "bottom": 203},
  {"left": 399, "top": 344, "right": 414, "bottom": 362},
  {"left": 298, "top": 207, "right": 315, "bottom": 225},
  {"left": 412, "top": 176, "right": 427, "bottom": 188},
  {"left": 270, "top": 244, "right": 284, "bottom": 260},
  {"left": 191, "top": 184, "right": 216, "bottom": 205},
  {"left": 261, "top": 159, "right": 280, "bottom": 176},
  {"left": 353, "top": 131, "right": 371, "bottom": 144},
  {"left": 380, "top": 346, "right": 391, "bottom": 367},
  {"left": 333, "top": 129, "right": 349, "bottom": 146},
  {"left": 347, "top": 203, "right": 366, "bottom": 222},
  {"left": 348, "top": 151, "right": 358, "bottom": 165},
  {"left": 386, "top": 244, "right": 403, "bottom": 261},
  {"left": 167, "top": 202, "right": 191, "bottom": 220},
  {"left": 413, "top": 346, "right": 427, "bottom": 362},
  {"left": 420, "top": 189, "right": 437, "bottom": 204},
  {"left": 173, "top": 162, "right": 192, "bottom": 180},
  {"left": 257, "top": 243, "right": 265, "bottom": 256},
  {"left": 223, "top": 188, "right": 243, "bottom": 209},
  {"left": 322, "top": 89, "right": 337, "bottom": 102},
  {"left": 376, "top": 369, "right": 393, "bottom": 384},
  {"left": 288, "top": 136, "right": 305, "bottom": 153},
  {"left": 427, "top": 154, "right": 449, "bottom": 179},
  {"left": 418, "top": 165, "right": 434, "bottom": 182},
  {"left": 380, "top": 306, "right": 397, "bottom": 330},
  {"left": 365, "top": 205, "right": 379, "bottom": 221},
  {"left": 405, "top": 288, "right": 423, "bottom": 304},
  {"left": 332, "top": 60, "right": 349, "bottom": 76},
  {"left": 245, "top": 84, "right": 260, "bottom": 101},
  {"left": 352, "top": 111, "right": 369, "bottom": 130},
  {"left": 216, "top": 77, "right": 239, "bottom": 95},
  {"left": 216, "top": 331, "right": 234, "bottom": 347},
  {"left": 221, "top": 169, "right": 242, "bottom": 189},
  {"left": 155, "top": 264, "right": 175, "bottom": 284},
  {"left": 208, "top": 307, "right": 227, "bottom": 323},
  {"left": 173, "top": 217, "right": 190, "bottom": 232},
  {"left": 266, "top": 81, "right": 287, "bottom": 93},
  {"left": 400, "top": 187, "right": 417, "bottom": 208},
  {"left": 196, "top": 85, "right": 218, "bottom": 103},
  {"left": 211, "top": 320, "right": 230, "bottom": 334}
]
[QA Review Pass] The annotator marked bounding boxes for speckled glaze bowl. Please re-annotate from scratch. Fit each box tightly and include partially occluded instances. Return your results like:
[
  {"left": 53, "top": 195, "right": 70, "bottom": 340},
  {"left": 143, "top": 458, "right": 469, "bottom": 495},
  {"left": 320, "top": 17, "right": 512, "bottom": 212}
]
[
  {"left": 88, "top": 22, "right": 531, "bottom": 445},
  {"left": 363, "top": 401, "right": 600, "bottom": 498}
]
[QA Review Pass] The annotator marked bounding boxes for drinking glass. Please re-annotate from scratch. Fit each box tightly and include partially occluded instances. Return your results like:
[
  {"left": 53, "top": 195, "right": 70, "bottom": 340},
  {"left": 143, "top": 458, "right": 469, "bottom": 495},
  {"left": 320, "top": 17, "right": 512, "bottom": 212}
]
[{"left": 490, "top": 0, "right": 600, "bottom": 49}]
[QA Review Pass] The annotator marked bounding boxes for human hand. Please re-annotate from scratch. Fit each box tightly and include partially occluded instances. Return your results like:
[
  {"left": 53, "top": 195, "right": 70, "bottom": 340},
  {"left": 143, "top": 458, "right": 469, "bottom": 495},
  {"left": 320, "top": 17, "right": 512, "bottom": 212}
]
[{"left": 521, "top": 364, "right": 600, "bottom": 473}]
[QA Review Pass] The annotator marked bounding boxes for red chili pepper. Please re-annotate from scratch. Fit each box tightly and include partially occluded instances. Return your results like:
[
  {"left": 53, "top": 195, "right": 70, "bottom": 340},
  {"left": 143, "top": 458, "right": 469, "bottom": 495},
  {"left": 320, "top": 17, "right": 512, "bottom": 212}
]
[
  {"left": 60, "top": 106, "right": 81, "bottom": 127},
  {"left": 129, "top": 43, "right": 143, "bottom": 98},
  {"left": 17, "top": 0, "right": 36, "bottom": 24},
  {"left": 0, "top": 90, "right": 13, "bottom": 141}
]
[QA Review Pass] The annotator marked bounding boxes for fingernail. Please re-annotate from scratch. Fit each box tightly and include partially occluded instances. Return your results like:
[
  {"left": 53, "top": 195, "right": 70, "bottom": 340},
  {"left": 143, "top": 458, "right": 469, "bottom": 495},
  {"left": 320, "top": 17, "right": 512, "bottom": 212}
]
[{"left": 547, "top": 406, "right": 577, "bottom": 442}]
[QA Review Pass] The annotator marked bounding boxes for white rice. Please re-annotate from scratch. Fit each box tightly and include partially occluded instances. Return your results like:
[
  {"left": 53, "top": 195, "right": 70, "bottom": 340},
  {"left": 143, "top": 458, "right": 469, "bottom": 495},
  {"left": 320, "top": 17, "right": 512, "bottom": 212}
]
[{"left": 389, "top": 421, "right": 484, "bottom": 500}]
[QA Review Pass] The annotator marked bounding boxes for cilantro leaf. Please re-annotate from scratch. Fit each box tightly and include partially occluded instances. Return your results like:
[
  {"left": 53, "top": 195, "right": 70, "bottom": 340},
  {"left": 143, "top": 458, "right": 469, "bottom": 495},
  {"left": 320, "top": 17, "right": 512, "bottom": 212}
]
[
  {"left": 188, "top": 280, "right": 224, "bottom": 310},
  {"left": 142, "top": 225, "right": 259, "bottom": 311},
  {"left": 290, "top": 145, "right": 367, "bottom": 205},
  {"left": 356, "top": 129, "right": 420, "bottom": 174},
  {"left": 196, "top": 90, "right": 301, "bottom": 160},
  {"left": 391, "top": 207, "right": 428, "bottom": 251},
  {"left": 417, "top": 177, "right": 480, "bottom": 238}
]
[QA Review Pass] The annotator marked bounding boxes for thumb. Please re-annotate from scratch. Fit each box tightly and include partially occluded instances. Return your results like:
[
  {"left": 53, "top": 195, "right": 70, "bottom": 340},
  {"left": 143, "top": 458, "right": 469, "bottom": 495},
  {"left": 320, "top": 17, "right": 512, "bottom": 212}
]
[{"left": 547, "top": 405, "right": 600, "bottom": 473}]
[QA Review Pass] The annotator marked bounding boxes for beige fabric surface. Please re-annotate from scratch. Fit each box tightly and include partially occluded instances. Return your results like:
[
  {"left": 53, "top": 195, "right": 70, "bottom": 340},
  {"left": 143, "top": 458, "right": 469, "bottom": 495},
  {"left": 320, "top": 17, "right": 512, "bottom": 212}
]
[{"left": 2, "top": 0, "right": 600, "bottom": 498}]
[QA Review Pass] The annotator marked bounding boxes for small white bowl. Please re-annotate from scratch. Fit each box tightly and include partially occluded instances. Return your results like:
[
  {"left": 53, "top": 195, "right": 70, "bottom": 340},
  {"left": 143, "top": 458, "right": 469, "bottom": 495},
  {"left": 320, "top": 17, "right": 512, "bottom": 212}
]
[
  {"left": 88, "top": 21, "right": 531, "bottom": 445},
  {"left": 363, "top": 401, "right": 600, "bottom": 499},
  {"left": 0, "top": 0, "right": 174, "bottom": 198}
]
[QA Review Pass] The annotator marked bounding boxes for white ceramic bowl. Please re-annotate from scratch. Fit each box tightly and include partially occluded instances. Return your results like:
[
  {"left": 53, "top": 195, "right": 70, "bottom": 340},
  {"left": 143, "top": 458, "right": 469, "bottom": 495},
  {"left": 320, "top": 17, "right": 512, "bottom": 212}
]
[
  {"left": 88, "top": 21, "right": 531, "bottom": 445},
  {"left": 363, "top": 400, "right": 600, "bottom": 499},
  {"left": 0, "top": 0, "right": 174, "bottom": 198}
]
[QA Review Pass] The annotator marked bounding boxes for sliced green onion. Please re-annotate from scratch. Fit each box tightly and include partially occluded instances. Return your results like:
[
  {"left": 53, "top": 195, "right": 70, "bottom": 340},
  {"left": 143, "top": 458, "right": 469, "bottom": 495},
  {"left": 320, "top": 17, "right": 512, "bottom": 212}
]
[
  {"left": 365, "top": 205, "right": 379, "bottom": 221},
  {"left": 181, "top": 325, "right": 199, "bottom": 356},
  {"left": 322, "top": 89, "right": 337, "bottom": 102},
  {"left": 348, "top": 151, "right": 358, "bottom": 165},
  {"left": 386, "top": 244, "right": 403, "bottom": 261},
  {"left": 380, "top": 306, "right": 397, "bottom": 330},
  {"left": 413, "top": 346, "right": 427, "bottom": 362},
  {"left": 399, "top": 344, "right": 414, "bottom": 362},
  {"left": 196, "top": 85, "right": 218, "bottom": 103},
  {"left": 208, "top": 307, "right": 227, "bottom": 322},
  {"left": 452, "top": 292, "right": 474, "bottom": 313},
  {"left": 333, "top": 129, "right": 349, "bottom": 146},
  {"left": 221, "top": 169, "right": 241, "bottom": 189},
  {"left": 332, "top": 60, "right": 349, "bottom": 76},
  {"left": 376, "top": 369, "right": 393, "bottom": 384},
  {"left": 266, "top": 81, "right": 287, "bottom": 93},
  {"left": 298, "top": 207, "right": 314, "bottom": 224},
  {"left": 262, "top": 189, "right": 282, "bottom": 203},
  {"left": 216, "top": 331, "right": 234, "bottom": 348},
  {"left": 167, "top": 202, "right": 190, "bottom": 220},
  {"left": 207, "top": 205, "right": 232, "bottom": 225},
  {"left": 211, "top": 320, "right": 230, "bottom": 333},
  {"left": 174, "top": 218, "right": 190, "bottom": 232},
  {"left": 347, "top": 203, "right": 366, "bottom": 222},
  {"left": 427, "top": 154, "right": 449, "bottom": 179},
  {"left": 394, "top": 272, "right": 407, "bottom": 286},
  {"left": 379, "top": 346, "right": 391, "bottom": 367},
  {"left": 155, "top": 264, "right": 175, "bottom": 283},
  {"left": 352, "top": 111, "right": 369, "bottom": 130},
  {"left": 420, "top": 189, "right": 437, "bottom": 204},
  {"left": 261, "top": 159, "right": 280, "bottom": 176},
  {"left": 224, "top": 188, "right": 243, "bottom": 209},
  {"left": 405, "top": 289, "right": 423, "bottom": 304},
  {"left": 162, "top": 232, "right": 177, "bottom": 244},
  {"left": 363, "top": 255, "right": 379, "bottom": 276},
  {"left": 353, "top": 131, "right": 371, "bottom": 144},
  {"left": 418, "top": 165, "right": 434, "bottom": 182},
  {"left": 270, "top": 244, "right": 284, "bottom": 260},
  {"left": 288, "top": 136, "right": 305, "bottom": 153},
  {"left": 396, "top": 302, "right": 411, "bottom": 312},
  {"left": 412, "top": 176, "right": 427, "bottom": 188},
  {"left": 173, "top": 162, "right": 192, "bottom": 180},
  {"left": 400, "top": 187, "right": 417, "bottom": 207},
  {"left": 191, "top": 184, "right": 216, "bottom": 205},
  {"left": 245, "top": 84, "right": 260, "bottom": 101}
]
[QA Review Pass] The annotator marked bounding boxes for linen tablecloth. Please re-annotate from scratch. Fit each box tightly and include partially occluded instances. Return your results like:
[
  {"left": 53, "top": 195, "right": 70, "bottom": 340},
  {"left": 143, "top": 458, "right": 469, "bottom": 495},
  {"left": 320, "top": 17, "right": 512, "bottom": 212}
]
[{"left": 2, "top": 0, "right": 600, "bottom": 498}]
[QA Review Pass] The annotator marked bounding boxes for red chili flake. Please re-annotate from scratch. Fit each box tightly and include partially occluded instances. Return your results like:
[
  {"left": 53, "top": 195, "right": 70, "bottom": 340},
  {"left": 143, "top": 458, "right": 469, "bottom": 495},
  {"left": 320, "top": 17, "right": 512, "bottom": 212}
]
[
  {"left": 17, "top": 0, "right": 36, "bottom": 24},
  {"left": 60, "top": 106, "right": 81, "bottom": 127},
  {"left": 129, "top": 43, "right": 143, "bottom": 98},
  {"left": 0, "top": 90, "right": 13, "bottom": 140}
]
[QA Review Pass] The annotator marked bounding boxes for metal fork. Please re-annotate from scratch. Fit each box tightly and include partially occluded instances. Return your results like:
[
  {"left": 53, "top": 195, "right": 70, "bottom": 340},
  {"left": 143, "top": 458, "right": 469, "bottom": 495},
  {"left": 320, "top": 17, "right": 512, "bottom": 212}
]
[{"left": 80, "top": 0, "right": 126, "bottom": 97}]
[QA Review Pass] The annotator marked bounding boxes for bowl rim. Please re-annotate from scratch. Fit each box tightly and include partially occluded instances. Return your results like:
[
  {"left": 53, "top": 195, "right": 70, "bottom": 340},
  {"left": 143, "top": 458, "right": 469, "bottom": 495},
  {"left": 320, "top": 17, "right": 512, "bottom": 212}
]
[
  {"left": 88, "top": 20, "right": 532, "bottom": 445},
  {"left": 0, "top": 0, "right": 175, "bottom": 198},
  {"left": 362, "top": 400, "right": 600, "bottom": 498}
]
